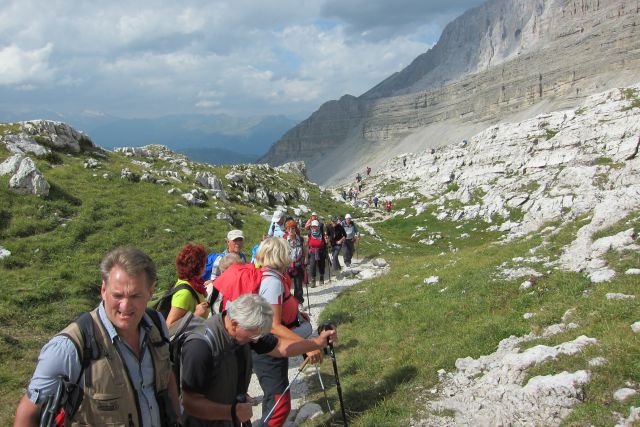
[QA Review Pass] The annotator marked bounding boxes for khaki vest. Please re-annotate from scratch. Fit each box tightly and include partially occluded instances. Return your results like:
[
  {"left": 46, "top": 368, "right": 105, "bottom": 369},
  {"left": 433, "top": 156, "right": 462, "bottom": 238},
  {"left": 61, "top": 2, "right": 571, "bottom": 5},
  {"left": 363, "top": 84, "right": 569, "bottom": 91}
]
[{"left": 60, "top": 308, "right": 171, "bottom": 427}]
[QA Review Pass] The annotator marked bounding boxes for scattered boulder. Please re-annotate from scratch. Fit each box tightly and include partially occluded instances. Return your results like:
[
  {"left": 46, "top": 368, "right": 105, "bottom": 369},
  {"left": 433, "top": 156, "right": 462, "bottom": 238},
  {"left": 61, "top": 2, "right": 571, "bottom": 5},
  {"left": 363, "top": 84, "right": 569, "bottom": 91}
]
[
  {"left": 298, "top": 187, "right": 310, "bottom": 202},
  {"left": 216, "top": 212, "right": 233, "bottom": 223},
  {"left": 613, "top": 388, "right": 637, "bottom": 402},
  {"left": 292, "top": 403, "right": 323, "bottom": 424},
  {"left": 8, "top": 157, "right": 50, "bottom": 196},
  {"left": 372, "top": 258, "right": 388, "bottom": 267},
  {"left": 0, "top": 154, "right": 25, "bottom": 176},
  {"left": 276, "top": 161, "right": 306, "bottom": 179},
  {"left": 606, "top": 293, "right": 635, "bottom": 300},
  {"left": 632, "top": 322, "right": 640, "bottom": 334},
  {"left": 83, "top": 158, "right": 99, "bottom": 169},
  {"left": 182, "top": 193, "right": 205, "bottom": 206},
  {"left": 120, "top": 168, "right": 138, "bottom": 181},
  {"left": 2, "top": 134, "right": 50, "bottom": 156},
  {"left": 0, "top": 247, "right": 10, "bottom": 260},
  {"left": 625, "top": 268, "right": 640, "bottom": 275},
  {"left": 424, "top": 276, "right": 439, "bottom": 284}
]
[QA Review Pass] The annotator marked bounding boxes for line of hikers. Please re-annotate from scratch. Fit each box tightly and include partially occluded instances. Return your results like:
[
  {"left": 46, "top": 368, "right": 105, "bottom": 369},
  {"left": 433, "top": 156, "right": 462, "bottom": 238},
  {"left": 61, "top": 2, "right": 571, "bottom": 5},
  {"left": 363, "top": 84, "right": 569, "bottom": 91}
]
[{"left": 15, "top": 209, "right": 359, "bottom": 427}]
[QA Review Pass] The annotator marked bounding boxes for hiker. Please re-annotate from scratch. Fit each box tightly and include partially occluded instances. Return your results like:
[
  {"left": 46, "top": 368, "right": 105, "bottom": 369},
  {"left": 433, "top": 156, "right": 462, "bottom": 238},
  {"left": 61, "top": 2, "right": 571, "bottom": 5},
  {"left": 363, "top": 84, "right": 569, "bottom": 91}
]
[
  {"left": 251, "top": 234, "right": 268, "bottom": 265},
  {"left": 356, "top": 173, "right": 361, "bottom": 183},
  {"left": 268, "top": 210, "right": 286, "bottom": 238},
  {"left": 202, "top": 229, "right": 247, "bottom": 283},
  {"left": 342, "top": 214, "right": 359, "bottom": 267},
  {"left": 385, "top": 199, "right": 392, "bottom": 213},
  {"left": 13, "top": 247, "right": 179, "bottom": 427},
  {"left": 180, "top": 294, "right": 337, "bottom": 427},
  {"left": 304, "top": 211, "right": 323, "bottom": 232},
  {"left": 366, "top": 166, "right": 371, "bottom": 176},
  {"left": 306, "top": 220, "right": 327, "bottom": 286},
  {"left": 341, "top": 190, "right": 347, "bottom": 201},
  {"left": 403, "top": 157, "right": 407, "bottom": 167},
  {"left": 284, "top": 219, "right": 307, "bottom": 305},
  {"left": 252, "top": 237, "right": 322, "bottom": 427},
  {"left": 165, "top": 243, "right": 209, "bottom": 327},
  {"left": 373, "top": 195, "right": 379, "bottom": 208},
  {"left": 327, "top": 216, "right": 346, "bottom": 271}
]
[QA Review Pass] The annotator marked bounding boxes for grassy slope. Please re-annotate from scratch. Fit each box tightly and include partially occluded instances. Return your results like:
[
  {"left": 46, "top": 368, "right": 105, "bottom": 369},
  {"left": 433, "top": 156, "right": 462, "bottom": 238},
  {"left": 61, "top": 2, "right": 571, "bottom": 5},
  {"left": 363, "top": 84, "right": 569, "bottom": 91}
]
[
  {"left": 0, "top": 141, "right": 347, "bottom": 423},
  {"left": 307, "top": 199, "right": 640, "bottom": 426}
]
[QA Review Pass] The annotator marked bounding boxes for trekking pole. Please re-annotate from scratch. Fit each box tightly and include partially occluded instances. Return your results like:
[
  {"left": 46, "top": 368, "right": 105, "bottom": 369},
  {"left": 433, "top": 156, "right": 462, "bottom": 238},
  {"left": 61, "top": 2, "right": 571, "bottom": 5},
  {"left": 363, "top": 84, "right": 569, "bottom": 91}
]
[
  {"left": 39, "top": 375, "right": 66, "bottom": 427},
  {"left": 315, "top": 364, "right": 333, "bottom": 415},
  {"left": 318, "top": 322, "right": 348, "bottom": 426},
  {"left": 326, "top": 249, "right": 332, "bottom": 283},
  {"left": 261, "top": 358, "right": 311, "bottom": 426}
]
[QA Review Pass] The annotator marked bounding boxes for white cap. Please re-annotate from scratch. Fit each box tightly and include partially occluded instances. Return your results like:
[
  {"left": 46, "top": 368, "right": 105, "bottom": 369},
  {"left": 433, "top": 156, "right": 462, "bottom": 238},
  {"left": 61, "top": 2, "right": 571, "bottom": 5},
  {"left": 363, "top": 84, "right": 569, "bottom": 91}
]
[
  {"left": 272, "top": 210, "right": 283, "bottom": 221},
  {"left": 345, "top": 213, "right": 351, "bottom": 219},
  {"left": 311, "top": 220, "right": 320, "bottom": 227},
  {"left": 311, "top": 212, "right": 317, "bottom": 216},
  {"left": 227, "top": 229, "right": 244, "bottom": 241}
]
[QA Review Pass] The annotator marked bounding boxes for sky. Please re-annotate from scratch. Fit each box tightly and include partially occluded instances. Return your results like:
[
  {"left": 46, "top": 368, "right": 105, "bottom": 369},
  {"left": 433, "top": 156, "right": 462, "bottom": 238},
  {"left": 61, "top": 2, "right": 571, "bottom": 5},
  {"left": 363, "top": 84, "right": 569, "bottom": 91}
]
[{"left": 0, "top": 0, "right": 484, "bottom": 120}]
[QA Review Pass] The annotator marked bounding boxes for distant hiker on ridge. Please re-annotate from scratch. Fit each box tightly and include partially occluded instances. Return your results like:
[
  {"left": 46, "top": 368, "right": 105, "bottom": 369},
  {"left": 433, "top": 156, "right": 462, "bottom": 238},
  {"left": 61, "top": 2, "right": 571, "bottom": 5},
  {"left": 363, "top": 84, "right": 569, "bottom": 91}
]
[
  {"left": 327, "top": 215, "right": 346, "bottom": 271},
  {"left": 342, "top": 214, "right": 359, "bottom": 267}
]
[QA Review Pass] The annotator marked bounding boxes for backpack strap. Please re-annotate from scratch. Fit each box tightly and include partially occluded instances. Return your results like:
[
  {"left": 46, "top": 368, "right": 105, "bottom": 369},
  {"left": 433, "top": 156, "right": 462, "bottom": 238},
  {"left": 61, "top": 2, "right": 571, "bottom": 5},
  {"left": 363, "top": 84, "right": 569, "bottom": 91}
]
[
  {"left": 145, "top": 308, "right": 170, "bottom": 346},
  {"left": 173, "top": 282, "right": 201, "bottom": 307},
  {"left": 73, "top": 313, "right": 103, "bottom": 374}
]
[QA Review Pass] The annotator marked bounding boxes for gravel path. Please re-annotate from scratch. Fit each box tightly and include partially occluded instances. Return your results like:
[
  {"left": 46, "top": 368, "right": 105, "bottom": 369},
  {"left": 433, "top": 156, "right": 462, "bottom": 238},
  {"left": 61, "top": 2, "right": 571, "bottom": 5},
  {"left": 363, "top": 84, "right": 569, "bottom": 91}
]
[{"left": 248, "top": 254, "right": 389, "bottom": 426}]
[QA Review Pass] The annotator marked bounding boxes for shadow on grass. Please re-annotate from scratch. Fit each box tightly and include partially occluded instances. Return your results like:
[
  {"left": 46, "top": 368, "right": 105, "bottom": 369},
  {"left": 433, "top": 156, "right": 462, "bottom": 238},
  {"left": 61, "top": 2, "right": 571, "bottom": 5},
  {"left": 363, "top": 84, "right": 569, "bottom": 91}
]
[
  {"left": 48, "top": 182, "right": 82, "bottom": 206},
  {"left": 318, "top": 364, "right": 419, "bottom": 426}
]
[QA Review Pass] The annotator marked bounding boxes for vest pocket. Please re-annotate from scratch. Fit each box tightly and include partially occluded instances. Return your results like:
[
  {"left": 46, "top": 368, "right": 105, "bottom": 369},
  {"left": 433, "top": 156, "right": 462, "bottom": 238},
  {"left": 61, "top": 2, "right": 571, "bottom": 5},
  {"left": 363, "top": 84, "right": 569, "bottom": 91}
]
[{"left": 84, "top": 393, "right": 122, "bottom": 423}]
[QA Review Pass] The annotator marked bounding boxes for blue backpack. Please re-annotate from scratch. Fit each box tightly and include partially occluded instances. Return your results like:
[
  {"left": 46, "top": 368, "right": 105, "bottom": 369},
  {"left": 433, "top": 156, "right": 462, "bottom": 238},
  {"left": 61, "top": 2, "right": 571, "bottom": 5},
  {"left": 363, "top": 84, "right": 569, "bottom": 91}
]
[{"left": 201, "top": 252, "right": 224, "bottom": 281}]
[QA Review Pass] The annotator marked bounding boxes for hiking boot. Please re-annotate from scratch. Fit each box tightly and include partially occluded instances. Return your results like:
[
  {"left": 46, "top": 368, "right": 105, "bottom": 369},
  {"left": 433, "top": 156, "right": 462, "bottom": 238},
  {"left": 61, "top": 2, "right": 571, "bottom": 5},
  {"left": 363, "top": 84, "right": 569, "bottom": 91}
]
[
  {"left": 320, "top": 275, "right": 324, "bottom": 285},
  {"left": 311, "top": 279, "right": 317, "bottom": 288}
]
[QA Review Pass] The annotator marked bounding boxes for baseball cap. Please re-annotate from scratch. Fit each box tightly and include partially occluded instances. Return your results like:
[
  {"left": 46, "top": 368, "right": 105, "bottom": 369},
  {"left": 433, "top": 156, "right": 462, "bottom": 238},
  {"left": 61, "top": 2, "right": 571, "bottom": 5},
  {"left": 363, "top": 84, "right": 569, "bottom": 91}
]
[
  {"left": 311, "top": 220, "right": 320, "bottom": 227},
  {"left": 272, "top": 210, "right": 283, "bottom": 222},
  {"left": 345, "top": 213, "right": 352, "bottom": 219},
  {"left": 311, "top": 212, "right": 317, "bottom": 216},
  {"left": 227, "top": 229, "right": 244, "bottom": 241}
]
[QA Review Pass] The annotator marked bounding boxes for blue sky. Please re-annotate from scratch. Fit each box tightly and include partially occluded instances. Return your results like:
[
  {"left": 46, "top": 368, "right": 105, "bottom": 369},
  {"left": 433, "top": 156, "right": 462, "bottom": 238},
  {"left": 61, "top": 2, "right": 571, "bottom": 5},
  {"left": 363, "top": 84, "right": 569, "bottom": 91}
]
[{"left": 0, "top": 0, "right": 484, "bottom": 119}]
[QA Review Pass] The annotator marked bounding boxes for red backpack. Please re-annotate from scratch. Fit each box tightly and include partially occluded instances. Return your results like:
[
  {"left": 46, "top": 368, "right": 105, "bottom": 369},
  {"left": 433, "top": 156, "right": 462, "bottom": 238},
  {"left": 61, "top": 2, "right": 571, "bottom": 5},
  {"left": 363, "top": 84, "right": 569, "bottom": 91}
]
[{"left": 213, "top": 264, "right": 299, "bottom": 327}]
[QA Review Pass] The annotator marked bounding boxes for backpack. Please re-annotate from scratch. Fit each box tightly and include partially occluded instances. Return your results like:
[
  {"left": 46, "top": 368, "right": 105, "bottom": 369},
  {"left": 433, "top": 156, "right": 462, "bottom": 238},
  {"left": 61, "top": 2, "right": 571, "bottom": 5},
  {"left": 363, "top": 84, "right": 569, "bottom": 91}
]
[
  {"left": 166, "top": 312, "right": 219, "bottom": 390},
  {"left": 213, "top": 264, "right": 299, "bottom": 327},
  {"left": 307, "top": 231, "right": 325, "bottom": 249},
  {"left": 202, "top": 252, "right": 224, "bottom": 280},
  {"left": 147, "top": 281, "right": 200, "bottom": 319}
]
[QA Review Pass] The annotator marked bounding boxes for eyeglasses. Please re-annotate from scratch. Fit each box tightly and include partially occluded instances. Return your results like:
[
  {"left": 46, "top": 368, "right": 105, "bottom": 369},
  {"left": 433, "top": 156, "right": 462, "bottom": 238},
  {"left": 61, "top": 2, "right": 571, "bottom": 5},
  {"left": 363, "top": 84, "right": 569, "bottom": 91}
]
[{"left": 248, "top": 334, "right": 262, "bottom": 342}]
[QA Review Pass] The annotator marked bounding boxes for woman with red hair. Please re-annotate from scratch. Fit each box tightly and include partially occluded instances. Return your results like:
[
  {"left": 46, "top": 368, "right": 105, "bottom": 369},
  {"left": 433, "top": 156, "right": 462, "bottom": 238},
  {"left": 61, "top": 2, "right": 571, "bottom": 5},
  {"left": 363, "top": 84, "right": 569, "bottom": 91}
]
[{"left": 165, "top": 243, "right": 209, "bottom": 327}]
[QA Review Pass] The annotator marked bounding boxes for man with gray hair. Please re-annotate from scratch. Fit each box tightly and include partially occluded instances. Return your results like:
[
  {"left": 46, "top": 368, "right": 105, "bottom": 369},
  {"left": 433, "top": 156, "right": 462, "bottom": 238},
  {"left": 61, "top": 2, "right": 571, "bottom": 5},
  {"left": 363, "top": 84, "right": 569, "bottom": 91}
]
[{"left": 180, "top": 294, "right": 336, "bottom": 427}]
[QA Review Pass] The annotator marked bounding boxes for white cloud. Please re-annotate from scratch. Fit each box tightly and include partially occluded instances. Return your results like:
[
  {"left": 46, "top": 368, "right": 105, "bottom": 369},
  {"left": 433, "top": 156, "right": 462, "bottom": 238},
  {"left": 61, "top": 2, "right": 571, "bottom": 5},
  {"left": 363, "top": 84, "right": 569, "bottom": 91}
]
[
  {"left": 0, "top": 43, "right": 55, "bottom": 85},
  {"left": 0, "top": 0, "right": 480, "bottom": 118}
]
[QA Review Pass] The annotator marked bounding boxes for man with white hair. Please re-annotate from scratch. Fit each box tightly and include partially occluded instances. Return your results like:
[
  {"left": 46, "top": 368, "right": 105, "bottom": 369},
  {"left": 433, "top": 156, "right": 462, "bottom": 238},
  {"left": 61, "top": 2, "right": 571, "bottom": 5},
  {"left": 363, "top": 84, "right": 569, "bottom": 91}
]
[{"left": 180, "top": 294, "right": 336, "bottom": 427}]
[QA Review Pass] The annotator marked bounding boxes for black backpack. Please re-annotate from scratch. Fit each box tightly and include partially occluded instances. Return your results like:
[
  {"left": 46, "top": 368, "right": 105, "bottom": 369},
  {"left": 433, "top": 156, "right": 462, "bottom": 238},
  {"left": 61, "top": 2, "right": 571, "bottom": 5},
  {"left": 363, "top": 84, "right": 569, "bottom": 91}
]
[{"left": 148, "top": 282, "right": 200, "bottom": 319}]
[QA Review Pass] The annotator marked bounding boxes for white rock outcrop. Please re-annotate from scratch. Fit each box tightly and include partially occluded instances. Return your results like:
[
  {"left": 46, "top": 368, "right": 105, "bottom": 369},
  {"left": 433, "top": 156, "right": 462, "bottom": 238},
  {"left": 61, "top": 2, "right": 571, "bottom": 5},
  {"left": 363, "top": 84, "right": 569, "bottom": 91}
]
[{"left": 7, "top": 157, "right": 50, "bottom": 196}]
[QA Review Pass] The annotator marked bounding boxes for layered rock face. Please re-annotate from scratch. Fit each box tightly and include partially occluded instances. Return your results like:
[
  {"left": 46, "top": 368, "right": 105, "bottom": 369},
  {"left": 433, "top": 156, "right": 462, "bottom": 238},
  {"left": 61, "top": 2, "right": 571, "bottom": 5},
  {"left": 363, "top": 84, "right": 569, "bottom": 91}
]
[{"left": 260, "top": 0, "right": 640, "bottom": 184}]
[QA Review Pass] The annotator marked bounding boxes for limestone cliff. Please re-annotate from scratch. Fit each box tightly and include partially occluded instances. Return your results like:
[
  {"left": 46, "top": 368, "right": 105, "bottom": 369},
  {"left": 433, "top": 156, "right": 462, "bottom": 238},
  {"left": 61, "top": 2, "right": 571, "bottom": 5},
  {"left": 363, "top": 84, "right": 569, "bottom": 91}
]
[{"left": 260, "top": 0, "right": 640, "bottom": 185}]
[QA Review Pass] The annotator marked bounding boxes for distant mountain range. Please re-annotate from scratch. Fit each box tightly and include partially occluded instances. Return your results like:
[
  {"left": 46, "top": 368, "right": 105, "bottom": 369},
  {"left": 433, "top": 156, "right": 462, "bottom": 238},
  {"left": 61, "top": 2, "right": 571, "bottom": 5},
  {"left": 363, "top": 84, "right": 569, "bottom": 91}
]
[{"left": 0, "top": 109, "right": 298, "bottom": 165}]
